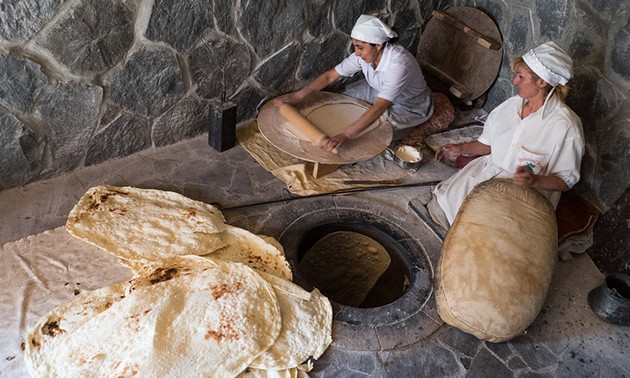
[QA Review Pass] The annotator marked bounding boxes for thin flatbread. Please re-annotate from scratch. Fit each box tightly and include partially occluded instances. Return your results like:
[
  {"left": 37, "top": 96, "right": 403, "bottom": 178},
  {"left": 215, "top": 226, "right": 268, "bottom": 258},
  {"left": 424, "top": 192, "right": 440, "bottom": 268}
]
[
  {"left": 25, "top": 256, "right": 282, "bottom": 378},
  {"left": 208, "top": 225, "right": 293, "bottom": 281},
  {"left": 66, "top": 185, "right": 228, "bottom": 261},
  {"left": 120, "top": 225, "right": 293, "bottom": 281},
  {"left": 24, "top": 282, "right": 128, "bottom": 375},
  {"left": 237, "top": 367, "right": 298, "bottom": 378},
  {"left": 250, "top": 272, "right": 333, "bottom": 371}
]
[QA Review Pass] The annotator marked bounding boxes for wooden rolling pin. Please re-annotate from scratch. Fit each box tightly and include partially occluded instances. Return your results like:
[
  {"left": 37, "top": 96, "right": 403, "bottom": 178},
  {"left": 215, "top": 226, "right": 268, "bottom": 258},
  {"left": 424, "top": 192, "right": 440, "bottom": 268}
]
[{"left": 278, "top": 104, "right": 329, "bottom": 148}]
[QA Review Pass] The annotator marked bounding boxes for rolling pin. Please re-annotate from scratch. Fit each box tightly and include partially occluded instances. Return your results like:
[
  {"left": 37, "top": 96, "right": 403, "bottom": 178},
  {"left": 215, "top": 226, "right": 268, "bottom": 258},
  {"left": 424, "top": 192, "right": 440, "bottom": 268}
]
[{"left": 278, "top": 104, "right": 329, "bottom": 149}]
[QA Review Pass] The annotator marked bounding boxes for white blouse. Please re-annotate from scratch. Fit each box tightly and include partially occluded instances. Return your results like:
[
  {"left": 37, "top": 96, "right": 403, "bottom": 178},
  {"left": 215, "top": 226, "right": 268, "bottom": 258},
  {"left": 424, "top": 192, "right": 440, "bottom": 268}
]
[
  {"left": 335, "top": 43, "right": 432, "bottom": 125},
  {"left": 434, "top": 93, "right": 585, "bottom": 225}
]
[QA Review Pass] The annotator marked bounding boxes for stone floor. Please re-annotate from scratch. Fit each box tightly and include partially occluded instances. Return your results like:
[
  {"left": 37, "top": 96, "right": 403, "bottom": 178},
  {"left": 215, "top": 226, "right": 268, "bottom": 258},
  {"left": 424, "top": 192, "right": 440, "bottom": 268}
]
[{"left": 1, "top": 130, "right": 629, "bottom": 377}]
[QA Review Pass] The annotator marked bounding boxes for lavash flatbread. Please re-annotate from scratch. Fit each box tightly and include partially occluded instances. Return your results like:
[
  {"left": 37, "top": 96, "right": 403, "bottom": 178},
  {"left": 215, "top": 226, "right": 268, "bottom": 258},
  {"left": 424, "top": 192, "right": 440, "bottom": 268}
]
[
  {"left": 24, "top": 282, "right": 128, "bottom": 375},
  {"left": 37, "top": 186, "right": 333, "bottom": 376},
  {"left": 120, "top": 225, "right": 292, "bottom": 281},
  {"left": 208, "top": 225, "right": 293, "bottom": 281},
  {"left": 238, "top": 367, "right": 299, "bottom": 377},
  {"left": 25, "top": 256, "right": 282, "bottom": 378},
  {"left": 250, "top": 272, "right": 332, "bottom": 371},
  {"left": 65, "top": 185, "right": 228, "bottom": 261},
  {"left": 67, "top": 186, "right": 293, "bottom": 281}
]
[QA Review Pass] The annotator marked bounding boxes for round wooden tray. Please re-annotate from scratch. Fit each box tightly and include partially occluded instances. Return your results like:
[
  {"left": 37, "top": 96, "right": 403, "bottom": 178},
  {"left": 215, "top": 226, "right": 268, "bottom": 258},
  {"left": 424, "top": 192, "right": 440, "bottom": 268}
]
[
  {"left": 417, "top": 6, "right": 503, "bottom": 102},
  {"left": 257, "top": 92, "right": 393, "bottom": 165}
]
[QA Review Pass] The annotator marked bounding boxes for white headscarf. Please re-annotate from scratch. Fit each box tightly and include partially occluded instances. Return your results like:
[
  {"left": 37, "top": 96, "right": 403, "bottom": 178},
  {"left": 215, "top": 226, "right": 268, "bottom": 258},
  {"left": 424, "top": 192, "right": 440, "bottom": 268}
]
[
  {"left": 350, "top": 14, "right": 397, "bottom": 45},
  {"left": 522, "top": 42, "right": 573, "bottom": 87}
]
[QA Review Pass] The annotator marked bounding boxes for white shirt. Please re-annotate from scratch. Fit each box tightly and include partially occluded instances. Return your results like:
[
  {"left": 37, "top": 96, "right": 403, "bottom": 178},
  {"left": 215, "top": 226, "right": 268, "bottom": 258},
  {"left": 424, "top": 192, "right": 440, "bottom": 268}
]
[
  {"left": 335, "top": 43, "right": 432, "bottom": 123},
  {"left": 434, "top": 93, "right": 585, "bottom": 224}
]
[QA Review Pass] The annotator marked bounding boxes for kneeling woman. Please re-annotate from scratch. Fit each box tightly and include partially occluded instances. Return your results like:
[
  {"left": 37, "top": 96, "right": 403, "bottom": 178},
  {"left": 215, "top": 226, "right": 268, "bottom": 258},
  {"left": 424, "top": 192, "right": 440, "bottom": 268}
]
[{"left": 275, "top": 14, "right": 434, "bottom": 152}]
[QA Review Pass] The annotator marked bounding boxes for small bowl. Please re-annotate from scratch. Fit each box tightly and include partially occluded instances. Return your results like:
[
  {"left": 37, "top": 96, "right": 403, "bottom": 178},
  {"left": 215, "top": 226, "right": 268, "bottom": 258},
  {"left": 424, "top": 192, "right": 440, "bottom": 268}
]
[{"left": 392, "top": 145, "right": 423, "bottom": 169}]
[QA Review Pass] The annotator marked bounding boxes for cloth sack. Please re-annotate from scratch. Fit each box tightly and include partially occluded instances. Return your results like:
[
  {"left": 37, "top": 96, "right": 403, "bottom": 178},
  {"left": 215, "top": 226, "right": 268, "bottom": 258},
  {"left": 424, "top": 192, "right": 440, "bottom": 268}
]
[{"left": 435, "top": 179, "right": 557, "bottom": 342}]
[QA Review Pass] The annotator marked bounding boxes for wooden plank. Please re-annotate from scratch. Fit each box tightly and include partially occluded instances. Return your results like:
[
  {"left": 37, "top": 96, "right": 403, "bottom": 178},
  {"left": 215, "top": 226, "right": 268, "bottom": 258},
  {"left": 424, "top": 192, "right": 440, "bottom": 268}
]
[
  {"left": 310, "top": 162, "right": 342, "bottom": 179},
  {"left": 431, "top": 10, "right": 501, "bottom": 50},
  {"left": 418, "top": 58, "right": 473, "bottom": 99}
]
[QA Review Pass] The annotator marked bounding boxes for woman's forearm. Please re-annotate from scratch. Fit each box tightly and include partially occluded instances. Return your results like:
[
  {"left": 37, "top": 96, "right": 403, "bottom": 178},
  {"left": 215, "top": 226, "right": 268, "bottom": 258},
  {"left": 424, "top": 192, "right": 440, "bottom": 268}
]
[
  {"left": 460, "top": 140, "right": 491, "bottom": 156},
  {"left": 342, "top": 97, "right": 392, "bottom": 139},
  {"left": 297, "top": 69, "right": 342, "bottom": 98},
  {"left": 513, "top": 166, "right": 570, "bottom": 192},
  {"left": 533, "top": 175, "right": 570, "bottom": 191}
]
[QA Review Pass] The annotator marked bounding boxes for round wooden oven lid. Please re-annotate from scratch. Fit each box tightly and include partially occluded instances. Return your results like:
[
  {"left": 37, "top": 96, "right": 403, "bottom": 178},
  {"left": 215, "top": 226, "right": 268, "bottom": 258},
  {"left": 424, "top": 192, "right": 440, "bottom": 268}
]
[
  {"left": 417, "top": 6, "right": 503, "bottom": 103},
  {"left": 257, "top": 92, "right": 393, "bottom": 165}
]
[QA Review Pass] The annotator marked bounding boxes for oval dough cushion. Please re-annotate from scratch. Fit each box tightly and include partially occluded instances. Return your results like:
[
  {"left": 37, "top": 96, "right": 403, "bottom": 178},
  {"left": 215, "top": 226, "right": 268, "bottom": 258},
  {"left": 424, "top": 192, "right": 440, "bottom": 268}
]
[{"left": 435, "top": 179, "right": 558, "bottom": 343}]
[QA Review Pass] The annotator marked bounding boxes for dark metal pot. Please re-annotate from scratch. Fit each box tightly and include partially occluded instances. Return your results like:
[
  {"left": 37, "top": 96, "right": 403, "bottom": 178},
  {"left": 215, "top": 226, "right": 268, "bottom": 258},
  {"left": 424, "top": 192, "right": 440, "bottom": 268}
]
[{"left": 588, "top": 273, "right": 630, "bottom": 326}]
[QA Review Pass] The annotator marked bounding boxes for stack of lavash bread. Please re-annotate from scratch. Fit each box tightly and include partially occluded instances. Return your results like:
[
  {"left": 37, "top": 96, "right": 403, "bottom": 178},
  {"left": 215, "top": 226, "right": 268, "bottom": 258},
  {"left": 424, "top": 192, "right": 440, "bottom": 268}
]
[{"left": 24, "top": 186, "right": 333, "bottom": 377}]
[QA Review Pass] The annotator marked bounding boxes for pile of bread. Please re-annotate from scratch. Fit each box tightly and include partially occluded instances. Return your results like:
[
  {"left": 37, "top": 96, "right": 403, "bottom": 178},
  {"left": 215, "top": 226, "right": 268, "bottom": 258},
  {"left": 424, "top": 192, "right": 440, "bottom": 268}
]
[{"left": 24, "top": 186, "right": 333, "bottom": 377}]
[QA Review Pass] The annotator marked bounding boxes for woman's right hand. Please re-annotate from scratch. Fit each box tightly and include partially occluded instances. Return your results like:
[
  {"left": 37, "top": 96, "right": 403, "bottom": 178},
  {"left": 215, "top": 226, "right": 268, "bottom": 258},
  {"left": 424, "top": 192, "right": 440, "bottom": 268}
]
[
  {"left": 320, "top": 134, "right": 348, "bottom": 153},
  {"left": 435, "top": 143, "right": 463, "bottom": 162}
]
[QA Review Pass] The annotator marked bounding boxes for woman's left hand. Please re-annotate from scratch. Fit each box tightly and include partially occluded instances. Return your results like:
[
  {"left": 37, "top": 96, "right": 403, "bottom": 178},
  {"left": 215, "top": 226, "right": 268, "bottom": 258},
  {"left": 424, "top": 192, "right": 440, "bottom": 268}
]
[
  {"left": 513, "top": 165, "right": 537, "bottom": 187},
  {"left": 274, "top": 91, "right": 305, "bottom": 106}
]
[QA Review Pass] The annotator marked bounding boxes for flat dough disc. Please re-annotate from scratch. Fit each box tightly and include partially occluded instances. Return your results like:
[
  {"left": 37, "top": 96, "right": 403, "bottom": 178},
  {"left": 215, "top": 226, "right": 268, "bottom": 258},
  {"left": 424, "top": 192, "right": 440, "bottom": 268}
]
[{"left": 257, "top": 92, "right": 393, "bottom": 164}]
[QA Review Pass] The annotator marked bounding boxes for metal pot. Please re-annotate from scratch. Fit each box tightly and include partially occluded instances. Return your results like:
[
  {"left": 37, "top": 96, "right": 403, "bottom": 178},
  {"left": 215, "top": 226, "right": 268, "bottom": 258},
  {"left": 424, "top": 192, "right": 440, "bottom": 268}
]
[
  {"left": 387, "top": 145, "right": 423, "bottom": 170},
  {"left": 588, "top": 273, "right": 630, "bottom": 326}
]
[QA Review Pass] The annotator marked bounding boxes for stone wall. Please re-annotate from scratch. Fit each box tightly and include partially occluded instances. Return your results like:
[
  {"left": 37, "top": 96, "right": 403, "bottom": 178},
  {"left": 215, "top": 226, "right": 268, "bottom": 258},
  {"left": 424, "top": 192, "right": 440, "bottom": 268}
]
[
  {"left": 0, "top": 0, "right": 439, "bottom": 191},
  {"left": 1, "top": 0, "right": 629, "bottom": 215}
]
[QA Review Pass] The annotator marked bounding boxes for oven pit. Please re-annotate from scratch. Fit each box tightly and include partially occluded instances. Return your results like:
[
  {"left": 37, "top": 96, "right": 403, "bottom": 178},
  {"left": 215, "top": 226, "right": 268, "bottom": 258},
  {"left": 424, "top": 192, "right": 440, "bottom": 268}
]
[
  {"left": 296, "top": 224, "right": 411, "bottom": 308},
  {"left": 232, "top": 193, "right": 446, "bottom": 352}
]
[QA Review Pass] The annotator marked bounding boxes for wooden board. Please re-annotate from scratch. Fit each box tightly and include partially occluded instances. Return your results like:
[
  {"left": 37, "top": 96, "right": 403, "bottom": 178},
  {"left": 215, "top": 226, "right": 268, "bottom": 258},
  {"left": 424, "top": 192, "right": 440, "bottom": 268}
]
[
  {"left": 417, "top": 7, "right": 503, "bottom": 102},
  {"left": 257, "top": 92, "right": 393, "bottom": 165}
]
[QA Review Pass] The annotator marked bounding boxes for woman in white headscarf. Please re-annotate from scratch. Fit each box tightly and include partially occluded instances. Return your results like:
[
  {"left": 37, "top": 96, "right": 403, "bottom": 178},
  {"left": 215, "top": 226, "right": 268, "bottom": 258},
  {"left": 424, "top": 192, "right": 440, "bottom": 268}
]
[
  {"left": 429, "top": 42, "right": 585, "bottom": 228},
  {"left": 275, "top": 14, "right": 434, "bottom": 152}
]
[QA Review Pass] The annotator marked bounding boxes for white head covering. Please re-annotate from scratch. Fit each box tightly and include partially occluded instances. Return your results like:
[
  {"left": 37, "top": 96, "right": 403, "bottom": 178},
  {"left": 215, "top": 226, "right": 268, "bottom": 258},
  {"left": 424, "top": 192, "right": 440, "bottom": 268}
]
[
  {"left": 522, "top": 42, "right": 573, "bottom": 86},
  {"left": 350, "top": 14, "right": 397, "bottom": 44}
]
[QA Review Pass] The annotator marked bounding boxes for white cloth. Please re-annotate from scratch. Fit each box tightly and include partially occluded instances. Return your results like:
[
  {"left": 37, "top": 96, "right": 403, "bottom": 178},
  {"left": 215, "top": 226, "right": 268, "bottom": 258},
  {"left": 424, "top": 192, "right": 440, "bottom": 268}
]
[
  {"left": 350, "top": 14, "right": 397, "bottom": 44},
  {"left": 523, "top": 42, "right": 572, "bottom": 86},
  {"left": 335, "top": 43, "right": 433, "bottom": 129},
  {"left": 434, "top": 93, "right": 584, "bottom": 224}
]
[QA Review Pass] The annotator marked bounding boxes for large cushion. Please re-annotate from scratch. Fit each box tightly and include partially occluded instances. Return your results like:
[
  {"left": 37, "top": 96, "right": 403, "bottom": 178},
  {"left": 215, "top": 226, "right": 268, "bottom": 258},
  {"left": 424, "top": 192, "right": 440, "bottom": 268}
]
[{"left": 435, "top": 179, "right": 558, "bottom": 342}]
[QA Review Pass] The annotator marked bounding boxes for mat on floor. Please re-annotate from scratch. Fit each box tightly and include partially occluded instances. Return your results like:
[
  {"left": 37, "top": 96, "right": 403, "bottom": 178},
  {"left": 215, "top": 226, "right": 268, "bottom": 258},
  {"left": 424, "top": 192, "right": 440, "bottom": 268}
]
[{"left": 236, "top": 121, "right": 426, "bottom": 196}]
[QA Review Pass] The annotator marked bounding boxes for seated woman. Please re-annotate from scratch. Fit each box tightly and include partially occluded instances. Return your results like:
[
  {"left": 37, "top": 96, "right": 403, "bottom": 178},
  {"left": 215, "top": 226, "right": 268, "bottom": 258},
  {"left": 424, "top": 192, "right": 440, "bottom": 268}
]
[
  {"left": 275, "top": 14, "right": 435, "bottom": 152},
  {"left": 430, "top": 42, "right": 585, "bottom": 228}
]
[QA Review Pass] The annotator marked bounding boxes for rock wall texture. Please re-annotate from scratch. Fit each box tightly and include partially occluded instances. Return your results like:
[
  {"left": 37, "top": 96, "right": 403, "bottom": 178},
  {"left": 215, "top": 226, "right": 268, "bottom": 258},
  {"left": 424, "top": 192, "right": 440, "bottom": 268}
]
[
  {"left": 0, "top": 0, "right": 435, "bottom": 191},
  {"left": 1, "top": 0, "right": 629, "bottom": 217}
]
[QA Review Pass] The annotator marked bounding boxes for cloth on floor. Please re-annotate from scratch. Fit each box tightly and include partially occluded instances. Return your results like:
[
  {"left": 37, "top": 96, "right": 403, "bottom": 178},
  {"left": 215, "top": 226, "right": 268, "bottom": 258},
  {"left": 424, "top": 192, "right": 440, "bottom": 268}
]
[
  {"left": 427, "top": 194, "right": 450, "bottom": 231},
  {"left": 400, "top": 92, "right": 455, "bottom": 146},
  {"left": 0, "top": 227, "right": 133, "bottom": 377},
  {"left": 558, "top": 227, "right": 594, "bottom": 261},
  {"left": 236, "top": 121, "right": 421, "bottom": 196},
  {"left": 556, "top": 190, "right": 599, "bottom": 260}
]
